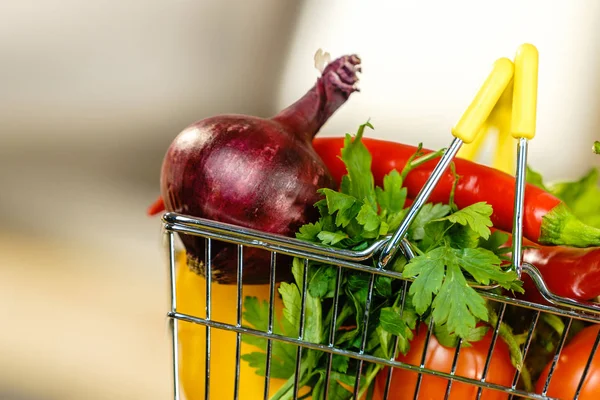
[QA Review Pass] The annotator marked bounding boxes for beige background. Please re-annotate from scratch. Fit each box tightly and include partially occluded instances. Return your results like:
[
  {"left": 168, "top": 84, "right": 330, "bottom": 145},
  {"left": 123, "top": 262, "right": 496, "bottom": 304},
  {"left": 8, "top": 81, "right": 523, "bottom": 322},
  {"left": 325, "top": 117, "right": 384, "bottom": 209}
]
[{"left": 1, "top": 1, "right": 599, "bottom": 399}]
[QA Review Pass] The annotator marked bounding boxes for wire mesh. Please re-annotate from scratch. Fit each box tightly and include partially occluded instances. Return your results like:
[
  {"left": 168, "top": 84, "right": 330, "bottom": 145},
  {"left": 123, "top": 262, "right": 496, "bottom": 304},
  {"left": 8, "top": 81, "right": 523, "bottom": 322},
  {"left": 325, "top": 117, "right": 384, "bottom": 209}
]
[{"left": 164, "top": 214, "right": 600, "bottom": 400}]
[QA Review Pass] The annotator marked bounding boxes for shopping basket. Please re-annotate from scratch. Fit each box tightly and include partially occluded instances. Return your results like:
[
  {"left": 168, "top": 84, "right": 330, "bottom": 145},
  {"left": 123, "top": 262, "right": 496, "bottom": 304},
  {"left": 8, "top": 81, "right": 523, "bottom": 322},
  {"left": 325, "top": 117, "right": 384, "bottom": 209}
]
[{"left": 161, "top": 44, "right": 600, "bottom": 399}]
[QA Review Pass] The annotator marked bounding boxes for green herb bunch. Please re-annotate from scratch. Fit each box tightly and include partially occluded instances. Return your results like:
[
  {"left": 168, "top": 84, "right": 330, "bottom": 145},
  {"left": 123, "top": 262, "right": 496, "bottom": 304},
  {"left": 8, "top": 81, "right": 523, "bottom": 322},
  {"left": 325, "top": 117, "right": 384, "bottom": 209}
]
[{"left": 241, "top": 121, "right": 523, "bottom": 399}]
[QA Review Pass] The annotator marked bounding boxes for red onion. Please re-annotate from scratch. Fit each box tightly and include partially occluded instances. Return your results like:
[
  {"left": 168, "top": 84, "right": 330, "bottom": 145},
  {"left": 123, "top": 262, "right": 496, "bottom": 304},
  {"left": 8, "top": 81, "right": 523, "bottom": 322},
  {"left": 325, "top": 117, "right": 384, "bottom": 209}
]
[{"left": 160, "top": 53, "right": 361, "bottom": 284}]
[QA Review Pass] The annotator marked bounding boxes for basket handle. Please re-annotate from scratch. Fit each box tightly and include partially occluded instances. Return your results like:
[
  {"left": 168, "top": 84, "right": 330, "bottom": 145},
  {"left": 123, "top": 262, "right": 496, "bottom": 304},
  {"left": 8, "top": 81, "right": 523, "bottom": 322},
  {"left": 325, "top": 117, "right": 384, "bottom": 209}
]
[
  {"left": 378, "top": 57, "right": 514, "bottom": 268},
  {"left": 510, "top": 43, "right": 539, "bottom": 277}
]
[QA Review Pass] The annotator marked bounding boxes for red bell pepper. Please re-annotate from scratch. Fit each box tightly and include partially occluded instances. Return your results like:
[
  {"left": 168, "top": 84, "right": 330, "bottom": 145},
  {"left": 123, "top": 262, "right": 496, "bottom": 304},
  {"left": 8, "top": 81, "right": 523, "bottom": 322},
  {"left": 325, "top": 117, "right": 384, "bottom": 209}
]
[{"left": 312, "top": 137, "right": 600, "bottom": 248}]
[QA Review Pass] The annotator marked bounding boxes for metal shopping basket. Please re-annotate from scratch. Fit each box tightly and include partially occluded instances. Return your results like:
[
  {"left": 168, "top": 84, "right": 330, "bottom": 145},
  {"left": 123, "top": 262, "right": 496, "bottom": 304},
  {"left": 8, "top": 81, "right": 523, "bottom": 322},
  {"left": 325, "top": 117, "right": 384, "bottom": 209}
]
[{"left": 161, "top": 44, "right": 600, "bottom": 399}]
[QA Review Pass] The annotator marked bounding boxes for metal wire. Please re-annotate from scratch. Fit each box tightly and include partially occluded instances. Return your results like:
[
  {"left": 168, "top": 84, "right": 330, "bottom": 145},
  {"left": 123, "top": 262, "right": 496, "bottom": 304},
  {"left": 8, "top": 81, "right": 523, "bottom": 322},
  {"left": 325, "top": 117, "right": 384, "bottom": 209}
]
[
  {"left": 166, "top": 231, "right": 181, "bottom": 400},
  {"left": 162, "top": 128, "right": 600, "bottom": 399},
  {"left": 263, "top": 252, "right": 277, "bottom": 400},
  {"left": 170, "top": 310, "right": 555, "bottom": 399},
  {"left": 204, "top": 238, "right": 212, "bottom": 400},
  {"left": 165, "top": 215, "right": 600, "bottom": 400},
  {"left": 511, "top": 138, "right": 529, "bottom": 277},
  {"left": 379, "top": 137, "right": 463, "bottom": 268}
]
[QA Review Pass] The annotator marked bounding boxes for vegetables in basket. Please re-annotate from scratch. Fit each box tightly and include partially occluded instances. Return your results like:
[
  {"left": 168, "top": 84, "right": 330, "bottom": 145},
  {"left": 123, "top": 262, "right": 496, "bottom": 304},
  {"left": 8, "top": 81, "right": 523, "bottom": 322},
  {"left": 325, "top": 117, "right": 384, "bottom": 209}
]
[
  {"left": 240, "top": 122, "right": 524, "bottom": 399},
  {"left": 535, "top": 324, "right": 600, "bottom": 398},
  {"left": 373, "top": 323, "right": 516, "bottom": 400},
  {"left": 312, "top": 137, "right": 600, "bottom": 248},
  {"left": 159, "top": 51, "right": 360, "bottom": 284}
]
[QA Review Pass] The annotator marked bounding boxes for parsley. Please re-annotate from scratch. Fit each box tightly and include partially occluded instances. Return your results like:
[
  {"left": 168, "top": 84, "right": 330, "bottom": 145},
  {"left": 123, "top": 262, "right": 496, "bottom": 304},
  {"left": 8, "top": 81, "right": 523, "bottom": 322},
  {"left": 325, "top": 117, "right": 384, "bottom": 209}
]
[{"left": 241, "top": 121, "right": 523, "bottom": 399}]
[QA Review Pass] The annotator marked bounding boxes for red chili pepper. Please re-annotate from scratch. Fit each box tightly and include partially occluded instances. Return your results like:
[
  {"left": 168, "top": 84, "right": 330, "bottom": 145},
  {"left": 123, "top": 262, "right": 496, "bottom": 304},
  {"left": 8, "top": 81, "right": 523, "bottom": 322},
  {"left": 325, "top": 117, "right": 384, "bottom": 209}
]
[
  {"left": 312, "top": 136, "right": 600, "bottom": 247},
  {"left": 521, "top": 242, "right": 600, "bottom": 303},
  {"left": 147, "top": 195, "right": 165, "bottom": 216},
  {"left": 496, "top": 230, "right": 600, "bottom": 302}
]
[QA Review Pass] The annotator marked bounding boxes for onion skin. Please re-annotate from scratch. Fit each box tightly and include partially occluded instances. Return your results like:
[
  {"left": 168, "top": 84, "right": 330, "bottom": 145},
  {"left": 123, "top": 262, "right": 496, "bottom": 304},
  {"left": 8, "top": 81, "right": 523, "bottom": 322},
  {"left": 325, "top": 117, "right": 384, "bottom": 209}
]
[{"left": 160, "top": 55, "right": 361, "bottom": 284}]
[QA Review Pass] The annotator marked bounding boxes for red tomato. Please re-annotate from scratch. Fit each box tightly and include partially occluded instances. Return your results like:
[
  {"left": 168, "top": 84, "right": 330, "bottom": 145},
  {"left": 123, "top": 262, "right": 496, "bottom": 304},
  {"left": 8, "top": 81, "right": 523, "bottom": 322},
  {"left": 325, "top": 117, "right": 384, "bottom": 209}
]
[
  {"left": 535, "top": 325, "right": 600, "bottom": 399},
  {"left": 373, "top": 324, "right": 516, "bottom": 400}
]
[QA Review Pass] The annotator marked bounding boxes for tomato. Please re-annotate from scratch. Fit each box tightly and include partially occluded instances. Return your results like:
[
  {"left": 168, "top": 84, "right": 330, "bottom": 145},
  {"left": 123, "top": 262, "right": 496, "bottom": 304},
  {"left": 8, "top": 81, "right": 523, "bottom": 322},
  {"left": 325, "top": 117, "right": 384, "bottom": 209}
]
[
  {"left": 373, "top": 323, "right": 516, "bottom": 400},
  {"left": 535, "top": 325, "right": 600, "bottom": 399},
  {"left": 175, "top": 252, "right": 287, "bottom": 399}
]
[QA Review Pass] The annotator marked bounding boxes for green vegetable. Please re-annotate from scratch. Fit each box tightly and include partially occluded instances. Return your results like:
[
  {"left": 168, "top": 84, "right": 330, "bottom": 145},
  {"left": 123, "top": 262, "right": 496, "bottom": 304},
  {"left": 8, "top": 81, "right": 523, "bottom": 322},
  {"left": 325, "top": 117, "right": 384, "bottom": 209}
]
[
  {"left": 594, "top": 141, "right": 600, "bottom": 154},
  {"left": 241, "top": 121, "right": 522, "bottom": 399},
  {"left": 527, "top": 165, "right": 600, "bottom": 228}
]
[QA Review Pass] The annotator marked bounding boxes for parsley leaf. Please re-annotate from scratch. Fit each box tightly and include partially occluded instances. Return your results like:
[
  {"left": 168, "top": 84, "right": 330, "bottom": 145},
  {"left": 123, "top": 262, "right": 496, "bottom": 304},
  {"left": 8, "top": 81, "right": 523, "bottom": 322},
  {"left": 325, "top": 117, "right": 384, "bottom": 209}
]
[
  {"left": 356, "top": 203, "right": 381, "bottom": 233},
  {"left": 434, "top": 322, "right": 489, "bottom": 348},
  {"left": 318, "top": 189, "right": 360, "bottom": 228},
  {"left": 403, "top": 246, "right": 448, "bottom": 314},
  {"left": 279, "top": 282, "right": 302, "bottom": 333},
  {"left": 376, "top": 169, "right": 406, "bottom": 214},
  {"left": 296, "top": 220, "right": 322, "bottom": 241},
  {"left": 457, "top": 248, "right": 522, "bottom": 291},
  {"left": 340, "top": 121, "right": 377, "bottom": 209},
  {"left": 379, "top": 307, "right": 415, "bottom": 353},
  {"left": 408, "top": 203, "right": 451, "bottom": 241},
  {"left": 438, "top": 202, "right": 493, "bottom": 239},
  {"left": 308, "top": 265, "right": 337, "bottom": 298},
  {"left": 431, "top": 263, "right": 489, "bottom": 338},
  {"left": 479, "top": 230, "right": 510, "bottom": 254},
  {"left": 241, "top": 297, "right": 298, "bottom": 379},
  {"left": 317, "top": 230, "right": 349, "bottom": 246}
]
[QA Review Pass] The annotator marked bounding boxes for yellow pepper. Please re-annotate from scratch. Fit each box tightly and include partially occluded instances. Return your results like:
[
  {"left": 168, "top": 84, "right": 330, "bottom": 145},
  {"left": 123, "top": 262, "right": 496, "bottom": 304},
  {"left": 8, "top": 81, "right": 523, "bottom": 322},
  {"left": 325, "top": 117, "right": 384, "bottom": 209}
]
[{"left": 175, "top": 252, "right": 287, "bottom": 399}]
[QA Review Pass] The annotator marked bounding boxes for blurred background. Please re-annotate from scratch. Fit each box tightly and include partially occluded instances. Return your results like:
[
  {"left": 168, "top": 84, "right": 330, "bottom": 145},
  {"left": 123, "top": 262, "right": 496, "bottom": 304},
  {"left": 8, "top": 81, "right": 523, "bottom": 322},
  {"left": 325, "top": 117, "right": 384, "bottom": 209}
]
[{"left": 1, "top": 0, "right": 599, "bottom": 399}]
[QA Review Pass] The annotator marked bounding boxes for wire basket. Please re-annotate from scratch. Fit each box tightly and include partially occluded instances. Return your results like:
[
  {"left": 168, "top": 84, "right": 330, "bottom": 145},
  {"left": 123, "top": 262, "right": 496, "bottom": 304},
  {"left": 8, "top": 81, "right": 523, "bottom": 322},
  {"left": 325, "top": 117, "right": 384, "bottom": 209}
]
[
  {"left": 163, "top": 211, "right": 600, "bottom": 400},
  {"left": 161, "top": 45, "right": 600, "bottom": 399}
]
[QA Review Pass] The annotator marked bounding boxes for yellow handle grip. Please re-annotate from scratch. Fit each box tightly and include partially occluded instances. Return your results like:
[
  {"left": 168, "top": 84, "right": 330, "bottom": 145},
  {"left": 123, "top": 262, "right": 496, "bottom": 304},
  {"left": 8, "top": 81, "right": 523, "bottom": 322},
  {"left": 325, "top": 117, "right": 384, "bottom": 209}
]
[
  {"left": 452, "top": 57, "right": 514, "bottom": 143},
  {"left": 511, "top": 43, "right": 539, "bottom": 139}
]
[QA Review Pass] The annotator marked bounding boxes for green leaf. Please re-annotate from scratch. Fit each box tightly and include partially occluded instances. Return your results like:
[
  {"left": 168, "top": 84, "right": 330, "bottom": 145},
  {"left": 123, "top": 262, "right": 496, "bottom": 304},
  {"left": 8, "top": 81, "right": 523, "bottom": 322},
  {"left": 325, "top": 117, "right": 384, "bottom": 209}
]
[
  {"left": 279, "top": 282, "right": 301, "bottom": 333},
  {"left": 439, "top": 202, "right": 493, "bottom": 239},
  {"left": 288, "top": 259, "right": 322, "bottom": 344},
  {"left": 332, "top": 355, "right": 350, "bottom": 373},
  {"left": 376, "top": 169, "right": 406, "bottom": 213},
  {"left": 526, "top": 165, "right": 549, "bottom": 191},
  {"left": 595, "top": 141, "right": 600, "bottom": 154},
  {"left": 356, "top": 202, "right": 381, "bottom": 232},
  {"left": 479, "top": 230, "right": 510, "bottom": 254},
  {"left": 241, "top": 297, "right": 298, "bottom": 380},
  {"left": 319, "top": 188, "right": 359, "bottom": 228},
  {"left": 376, "top": 325, "right": 392, "bottom": 359},
  {"left": 242, "top": 296, "right": 269, "bottom": 332},
  {"left": 431, "top": 263, "right": 489, "bottom": 338},
  {"left": 447, "top": 224, "right": 480, "bottom": 249},
  {"left": 339, "top": 121, "right": 377, "bottom": 209},
  {"left": 550, "top": 168, "right": 600, "bottom": 228},
  {"left": 296, "top": 220, "right": 322, "bottom": 242},
  {"left": 408, "top": 203, "right": 452, "bottom": 241},
  {"left": 379, "top": 307, "right": 408, "bottom": 335},
  {"left": 379, "top": 307, "right": 415, "bottom": 355},
  {"left": 318, "top": 230, "right": 349, "bottom": 246},
  {"left": 308, "top": 265, "right": 338, "bottom": 298},
  {"left": 327, "top": 380, "right": 354, "bottom": 400},
  {"left": 420, "top": 220, "right": 449, "bottom": 251},
  {"left": 315, "top": 198, "right": 329, "bottom": 217},
  {"left": 386, "top": 209, "right": 408, "bottom": 232},
  {"left": 374, "top": 276, "right": 392, "bottom": 297},
  {"left": 455, "top": 247, "right": 521, "bottom": 290},
  {"left": 404, "top": 246, "right": 448, "bottom": 314},
  {"left": 434, "top": 323, "right": 489, "bottom": 348},
  {"left": 241, "top": 351, "right": 297, "bottom": 379}
]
